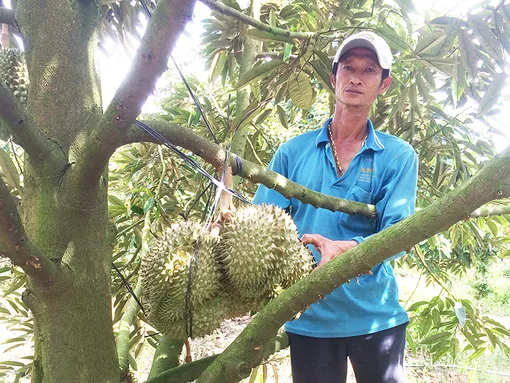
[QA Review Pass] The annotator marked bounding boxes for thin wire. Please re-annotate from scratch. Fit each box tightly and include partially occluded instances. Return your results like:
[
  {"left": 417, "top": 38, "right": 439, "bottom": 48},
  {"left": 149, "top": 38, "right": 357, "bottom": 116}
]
[
  {"left": 135, "top": 121, "right": 250, "bottom": 204},
  {"left": 112, "top": 263, "right": 146, "bottom": 316}
]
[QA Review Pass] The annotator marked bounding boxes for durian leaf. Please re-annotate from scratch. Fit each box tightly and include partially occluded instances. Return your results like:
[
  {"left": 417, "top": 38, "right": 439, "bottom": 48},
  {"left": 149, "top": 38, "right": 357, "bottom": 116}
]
[
  {"left": 0, "top": 148, "right": 21, "bottom": 192},
  {"left": 287, "top": 72, "right": 313, "bottom": 111},
  {"left": 237, "top": 60, "right": 285, "bottom": 89},
  {"left": 308, "top": 60, "right": 334, "bottom": 95},
  {"left": 468, "top": 14, "right": 504, "bottom": 61},
  {"left": 276, "top": 105, "right": 288, "bottom": 129},
  {"left": 477, "top": 72, "right": 506, "bottom": 116}
]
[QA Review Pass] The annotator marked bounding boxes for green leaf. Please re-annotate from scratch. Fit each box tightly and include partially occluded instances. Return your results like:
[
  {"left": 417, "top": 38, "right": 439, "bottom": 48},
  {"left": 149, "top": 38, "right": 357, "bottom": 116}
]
[
  {"left": 276, "top": 105, "right": 288, "bottom": 129},
  {"left": 237, "top": 59, "right": 286, "bottom": 89},
  {"left": 421, "top": 331, "right": 452, "bottom": 344},
  {"left": 458, "top": 29, "right": 478, "bottom": 79},
  {"left": 287, "top": 72, "right": 313, "bottom": 111},
  {"left": 415, "top": 30, "right": 445, "bottom": 56},
  {"left": 283, "top": 43, "right": 292, "bottom": 62},
  {"left": 249, "top": 365, "right": 260, "bottom": 383},
  {"left": 477, "top": 72, "right": 506, "bottom": 116},
  {"left": 143, "top": 198, "right": 156, "bottom": 213},
  {"left": 0, "top": 148, "right": 21, "bottom": 192},
  {"left": 210, "top": 51, "right": 228, "bottom": 84},
  {"left": 468, "top": 13, "right": 504, "bottom": 61},
  {"left": 309, "top": 60, "right": 334, "bottom": 95}
]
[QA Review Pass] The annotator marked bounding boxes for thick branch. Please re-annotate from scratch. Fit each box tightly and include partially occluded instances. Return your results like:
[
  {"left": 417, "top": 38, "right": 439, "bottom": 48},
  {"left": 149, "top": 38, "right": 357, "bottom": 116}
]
[
  {"left": 0, "top": 7, "right": 14, "bottom": 26},
  {"left": 0, "top": 82, "right": 57, "bottom": 163},
  {"left": 196, "top": 146, "right": 510, "bottom": 383},
  {"left": 145, "top": 332, "right": 288, "bottom": 383},
  {"left": 0, "top": 177, "right": 59, "bottom": 283},
  {"left": 75, "top": 0, "right": 197, "bottom": 188},
  {"left": 147, "top": 336, "right": 185, "bottom": 379},
  {"left": 199, "top": 0, "right": 316, "bottom": 40},
  {"left": 123, "top": 120, "right": 376, "bottom": 217}
]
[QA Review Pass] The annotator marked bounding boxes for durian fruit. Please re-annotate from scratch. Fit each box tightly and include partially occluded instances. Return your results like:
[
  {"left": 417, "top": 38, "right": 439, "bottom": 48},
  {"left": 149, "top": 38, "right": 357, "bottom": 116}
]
[
  {"left": 162, "top": 294, "right": 230, "bottom": 339},
  {"left": 0, "top": 48, "right": 29, "bottom": 106},
  {"left": 216, "top": 204, "right": 314, "bottom": 299},
  {"left": 140, "top": 221, "right": 222, "bottom": 332}
]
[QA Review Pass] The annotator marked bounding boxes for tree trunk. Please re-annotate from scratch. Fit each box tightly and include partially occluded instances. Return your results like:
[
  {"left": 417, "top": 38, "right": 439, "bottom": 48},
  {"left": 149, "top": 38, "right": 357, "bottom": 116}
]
[{"left": 13, "top": 0, "right": 119, "bottom": 381}]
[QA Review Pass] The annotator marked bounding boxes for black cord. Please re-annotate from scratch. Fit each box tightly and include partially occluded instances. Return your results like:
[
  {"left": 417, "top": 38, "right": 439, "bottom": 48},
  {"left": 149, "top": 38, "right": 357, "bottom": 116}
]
[
  {"left": 112, "top": 263, "right": 146, "bottom": 316},
  {"left": 136, "top": 121, "right": 250, "bottom": 204}
]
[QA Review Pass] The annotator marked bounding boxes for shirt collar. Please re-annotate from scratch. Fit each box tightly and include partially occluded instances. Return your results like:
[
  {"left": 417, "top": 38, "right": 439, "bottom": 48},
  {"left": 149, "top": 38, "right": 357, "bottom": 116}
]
[{"left": 315, "top": 118, "right": 385, "bottom": 151}]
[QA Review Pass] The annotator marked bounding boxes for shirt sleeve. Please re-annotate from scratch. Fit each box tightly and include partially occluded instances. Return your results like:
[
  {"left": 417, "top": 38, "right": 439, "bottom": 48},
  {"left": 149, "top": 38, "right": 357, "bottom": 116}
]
[
  {"left": 252, "top": 147, "right": 292, "bottom": 209},
  {"left": 350, "top": 147, "right": 418, "bottom": 261}
]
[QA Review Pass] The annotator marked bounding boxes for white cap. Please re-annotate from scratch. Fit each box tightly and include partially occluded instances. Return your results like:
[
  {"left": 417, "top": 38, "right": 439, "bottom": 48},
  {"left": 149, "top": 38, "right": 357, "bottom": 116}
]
[{"left": 333, "top": 31, "right": 392, "bottom": 72}]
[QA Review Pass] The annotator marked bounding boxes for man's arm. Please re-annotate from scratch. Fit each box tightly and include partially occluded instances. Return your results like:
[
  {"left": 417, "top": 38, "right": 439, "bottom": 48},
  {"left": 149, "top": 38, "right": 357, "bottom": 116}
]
[{"left": 304, "top": 148, "right": 419, "bottom": 266}]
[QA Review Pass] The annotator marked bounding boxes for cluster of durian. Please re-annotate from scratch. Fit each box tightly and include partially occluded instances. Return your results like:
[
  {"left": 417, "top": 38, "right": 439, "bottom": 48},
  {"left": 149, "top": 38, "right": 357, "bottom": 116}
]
[
  {"left": 140, "top": 205, "right": 313, "bottom": 340},
  {"left": 0, "top": 48, "right": 29, "bottom": 106}
]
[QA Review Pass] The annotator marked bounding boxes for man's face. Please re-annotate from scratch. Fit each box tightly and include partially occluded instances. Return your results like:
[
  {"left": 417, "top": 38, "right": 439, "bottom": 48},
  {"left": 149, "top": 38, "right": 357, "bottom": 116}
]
[{"left": 330, "top": 47, "right": 392, "bottom": 108}]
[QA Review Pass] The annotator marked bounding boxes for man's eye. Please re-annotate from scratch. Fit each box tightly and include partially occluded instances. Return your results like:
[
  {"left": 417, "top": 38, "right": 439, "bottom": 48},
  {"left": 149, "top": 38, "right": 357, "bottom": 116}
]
[
  {"left": 342, "top": 65, "right": 352, "bottom": 70},
  {"left": 366, "top": 68, "right": 375, "bottom": 72}
]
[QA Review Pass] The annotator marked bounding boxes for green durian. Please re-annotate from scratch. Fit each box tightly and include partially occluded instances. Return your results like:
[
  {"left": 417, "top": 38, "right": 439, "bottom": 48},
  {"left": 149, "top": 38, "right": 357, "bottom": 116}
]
[
  {"left": 140, "top": 221, "right": 222, "bottom": 328},
  {"left": 216, "top": 204, "right": 314, "bottom": 298},
  {"left": 0, "top": 48, "right": 29, "bottom": 107},
  {"left": 162, "top": 294, "right": 230, "bottom": 340}
]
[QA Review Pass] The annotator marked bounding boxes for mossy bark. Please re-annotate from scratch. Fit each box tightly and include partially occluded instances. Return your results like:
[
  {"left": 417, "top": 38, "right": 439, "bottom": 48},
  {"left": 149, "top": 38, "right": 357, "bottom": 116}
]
[{"left": 12, "top": 0, "right": 119, "bottom": 381}]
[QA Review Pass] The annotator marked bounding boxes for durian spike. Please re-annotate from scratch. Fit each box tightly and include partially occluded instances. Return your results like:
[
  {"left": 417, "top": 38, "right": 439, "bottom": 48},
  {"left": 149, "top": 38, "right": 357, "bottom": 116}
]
[{"left": 210, "top": 161, "right": 236, "bottom": 237}]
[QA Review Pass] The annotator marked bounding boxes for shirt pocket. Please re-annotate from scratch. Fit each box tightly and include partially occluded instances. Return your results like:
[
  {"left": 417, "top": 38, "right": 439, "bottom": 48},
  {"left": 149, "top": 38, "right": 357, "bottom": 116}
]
[{"left": 339, "top": 184, "right": 376, "bottom": 233}]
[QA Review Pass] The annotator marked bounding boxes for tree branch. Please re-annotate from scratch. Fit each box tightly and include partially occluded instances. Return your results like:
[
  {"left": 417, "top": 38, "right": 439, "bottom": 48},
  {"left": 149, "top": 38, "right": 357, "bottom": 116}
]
[
  {"left": 470, "top": 204, "right": 510, "bottom": 218},
  {"left": 117, "top": 278, "right": 142, "bottom": 380},
  {"left": 0, "top": 177, "right": 60, "bottom": 283},
  {"left": 0, "top": 82, "right": 59, "bottom": 165},
  {"left": 74, "top": 0, "right": 197, "bottom": 188},
  {"left": 123, "top": 120, "right": 376, "bottom": 217},
  {"left": 145, "top": 332, "right": 289, "bottom": 383},
  {"left": 199, "top": 0, "right": 316, "bottom": 40},
  {"left": 196, "top": 146, "right": 510, "bottom": 383},
  {"left": 0, "top": 7, "right": 14, "bottom": 26}
]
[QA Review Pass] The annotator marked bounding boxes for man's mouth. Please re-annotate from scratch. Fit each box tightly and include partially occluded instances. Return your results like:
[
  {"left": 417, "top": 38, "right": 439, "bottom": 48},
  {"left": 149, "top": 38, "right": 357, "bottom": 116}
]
[{"left": 345, "top": 88, "right": 363, "bottom": 94}]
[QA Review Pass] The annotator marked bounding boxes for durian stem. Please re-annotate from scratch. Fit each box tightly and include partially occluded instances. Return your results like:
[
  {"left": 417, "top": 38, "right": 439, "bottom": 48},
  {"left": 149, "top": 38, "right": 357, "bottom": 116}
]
[
  {"left": 144, "top": 332, "right": 288, "bottom": 383},
  {"left": 211, "top": 161, "right": 234, "bottom": 236}
]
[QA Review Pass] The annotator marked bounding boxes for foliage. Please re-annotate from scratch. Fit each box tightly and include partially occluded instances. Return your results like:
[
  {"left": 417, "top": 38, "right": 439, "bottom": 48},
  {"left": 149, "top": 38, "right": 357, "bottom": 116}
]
[{"left": 1, "top": 0, "right": 510, "bottom": 381}]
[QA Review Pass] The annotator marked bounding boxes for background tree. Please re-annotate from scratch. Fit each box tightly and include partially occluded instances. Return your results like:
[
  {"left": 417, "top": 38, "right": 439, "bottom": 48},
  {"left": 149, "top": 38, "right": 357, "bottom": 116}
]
[{"left": 0, "top": 0, "right": 509, "bottom": 382}]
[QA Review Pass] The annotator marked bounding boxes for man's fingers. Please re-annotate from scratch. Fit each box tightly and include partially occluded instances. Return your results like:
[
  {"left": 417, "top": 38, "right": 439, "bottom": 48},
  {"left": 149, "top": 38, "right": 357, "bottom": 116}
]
[{"left": 301, "top": 233, "right": 324, "bottom": 247}]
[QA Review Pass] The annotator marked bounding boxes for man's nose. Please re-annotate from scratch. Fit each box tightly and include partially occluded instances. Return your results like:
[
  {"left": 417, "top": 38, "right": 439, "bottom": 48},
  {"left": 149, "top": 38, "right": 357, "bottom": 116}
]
[{"left": 350, "top": 77, "right": 362, "bottom": 85}]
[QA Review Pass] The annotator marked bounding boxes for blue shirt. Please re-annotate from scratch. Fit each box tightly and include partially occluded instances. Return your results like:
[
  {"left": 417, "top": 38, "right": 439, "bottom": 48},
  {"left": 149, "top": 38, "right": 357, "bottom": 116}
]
[{"left": 253, "top": 118, "right": 418, "bottom": 337}]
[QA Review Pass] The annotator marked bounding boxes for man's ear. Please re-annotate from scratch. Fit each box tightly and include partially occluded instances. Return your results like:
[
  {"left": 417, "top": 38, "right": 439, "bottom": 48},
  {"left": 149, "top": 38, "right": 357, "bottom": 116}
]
[
  {"left": 330, "top": 72, "right": 336, "bottom": 88},
  {"left": 379, "top": 75, "right": 392, "bottom": 94}
]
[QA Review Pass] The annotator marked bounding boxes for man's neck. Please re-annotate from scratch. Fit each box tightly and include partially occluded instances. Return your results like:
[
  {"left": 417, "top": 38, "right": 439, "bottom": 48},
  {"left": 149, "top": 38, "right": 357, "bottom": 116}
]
[{"left": 330, "top": 105, "right": 370, "bottom": 141}]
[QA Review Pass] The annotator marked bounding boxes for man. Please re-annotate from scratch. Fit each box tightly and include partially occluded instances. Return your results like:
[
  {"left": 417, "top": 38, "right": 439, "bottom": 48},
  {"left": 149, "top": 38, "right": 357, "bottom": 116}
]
[{"left": 253, "top": 31, "right": 418, "bottom": 382}]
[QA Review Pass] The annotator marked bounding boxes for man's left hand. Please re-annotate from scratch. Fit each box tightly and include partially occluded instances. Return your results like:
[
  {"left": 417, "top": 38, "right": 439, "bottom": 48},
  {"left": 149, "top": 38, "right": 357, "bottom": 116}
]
[{"left": 301, "top": 234, "right": 357, "bottom": 268}]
